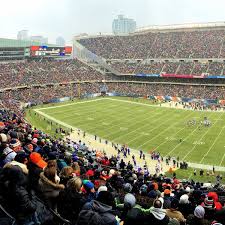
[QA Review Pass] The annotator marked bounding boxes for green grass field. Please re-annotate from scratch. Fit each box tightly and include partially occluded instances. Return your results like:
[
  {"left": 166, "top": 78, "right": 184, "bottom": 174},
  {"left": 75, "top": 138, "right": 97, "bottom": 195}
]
[{"left": 29, "top": 97, "right": 225, "bottom": 167}]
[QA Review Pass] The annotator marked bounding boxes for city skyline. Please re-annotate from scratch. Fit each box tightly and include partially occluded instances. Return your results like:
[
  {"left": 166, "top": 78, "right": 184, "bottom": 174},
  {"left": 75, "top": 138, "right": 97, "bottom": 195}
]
[{"left": 0, "top": 0, "right": 225, "bottom": 44}]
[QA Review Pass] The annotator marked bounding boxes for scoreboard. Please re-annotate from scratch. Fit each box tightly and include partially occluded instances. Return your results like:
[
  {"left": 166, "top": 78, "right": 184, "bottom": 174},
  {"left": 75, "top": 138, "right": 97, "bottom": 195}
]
[{"left": 30, "top": 46, "right": 72, "bottom": 57}]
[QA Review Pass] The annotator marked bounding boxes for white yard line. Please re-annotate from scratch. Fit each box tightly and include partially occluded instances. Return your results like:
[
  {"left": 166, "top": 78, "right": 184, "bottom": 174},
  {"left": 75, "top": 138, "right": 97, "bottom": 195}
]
[
  {"left": 93, "top": 107, "right": 163, "bottom": 138},
  {"left": 85, "top": 104, "right": 160, "bottom": 134},
  {"left": 107, "top": 109, "right": 169, "bottom": 142},
  {"left": 182, "top": 113, "right": 223, "bottom": 161},
  {"left": 165, "top": 117, "right": 212, "bottom": 158},
  {"left": 135, "top": 111, "right": 194, "bottom": 149},
  {"left": 152, "top": 111, "right": 195, "bottom": 150},
  {"left": 34, "top": 97, "right": 225, "bottom": 170},
  {"left": 57, "top": 101, "right": 132, "bottom": 125},
  {"left": 219, "top": 153, "right": 225, "bottom": 166},
  {"left": 34, "top": 107, "right": 225, "bottom": 171},
  {"left": 200, "top": 125, "right": 225, "bottom": 163}
]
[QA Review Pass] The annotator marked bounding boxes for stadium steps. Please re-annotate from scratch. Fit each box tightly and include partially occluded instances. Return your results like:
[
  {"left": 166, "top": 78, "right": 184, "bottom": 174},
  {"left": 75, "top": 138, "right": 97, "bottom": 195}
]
[
  {"left": 218, "top": 40, "right": 224, "bottom": 58},
  {"left": 175, "top": 64, "right": 180, "bottom": 74},
  {"left": 160, "top": 63, "right": 166, "bottom": 74}
]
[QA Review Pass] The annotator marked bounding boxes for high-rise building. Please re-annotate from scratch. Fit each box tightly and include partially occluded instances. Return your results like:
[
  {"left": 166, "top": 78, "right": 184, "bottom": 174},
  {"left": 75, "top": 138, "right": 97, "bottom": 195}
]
[
  {"left": 17, "top": 30, "right": 29, "bottom": 40},
  {"left": 56, "top": 36, "right": 65, "bottom": 46},
  {"left": 30, "top": 36, "right": 48, "bottom": 44},
  {"left": 112, "top": 15, "right": 136, "bottom": 35}
]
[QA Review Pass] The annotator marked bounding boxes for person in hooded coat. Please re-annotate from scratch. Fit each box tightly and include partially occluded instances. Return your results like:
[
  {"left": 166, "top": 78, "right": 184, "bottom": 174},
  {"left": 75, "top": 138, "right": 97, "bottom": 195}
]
[
  {"left": 122, "top": 193, "right": 148, "bottom": 225},
  {"left": 57, "top": 177, "right": 87, "bottom": 224},
  {"left": 77, "top": 191, "right": 118, "bottom": 225},
  {"left": 0, "top": 165, "right": 38, "bottom": 225},
  {"left": 38, "top": 160, "right": 64, "bottom": 209},
  {"left": 146, "top": 199, "right": 169, "bottom": 225}
]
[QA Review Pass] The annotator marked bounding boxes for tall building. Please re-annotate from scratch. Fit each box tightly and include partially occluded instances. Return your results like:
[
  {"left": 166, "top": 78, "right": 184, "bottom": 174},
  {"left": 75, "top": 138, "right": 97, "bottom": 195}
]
[
  {"left": 56, "top": 36, "right": 65, "bottom": 46},
  {"left": 112, "top": 15, "right": 136, "bottom": 35},
  {"left": 30, "top": 36, "right": 48, "bottom": 44},
  {"left": 17, "top": 30, "right": 29, "bottom": 40}
]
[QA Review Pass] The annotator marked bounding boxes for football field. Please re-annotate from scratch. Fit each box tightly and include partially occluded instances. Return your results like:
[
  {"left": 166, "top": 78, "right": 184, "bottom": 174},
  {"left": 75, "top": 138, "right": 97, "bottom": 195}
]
[{"left": 33, "top": 97, "right": 225, "bottom": 167}]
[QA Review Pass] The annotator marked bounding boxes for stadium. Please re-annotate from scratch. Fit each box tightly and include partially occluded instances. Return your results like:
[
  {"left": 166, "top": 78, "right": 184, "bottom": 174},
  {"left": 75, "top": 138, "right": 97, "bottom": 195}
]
[{"left": 1, "top": 7, "right": 225, "bottom": 225}]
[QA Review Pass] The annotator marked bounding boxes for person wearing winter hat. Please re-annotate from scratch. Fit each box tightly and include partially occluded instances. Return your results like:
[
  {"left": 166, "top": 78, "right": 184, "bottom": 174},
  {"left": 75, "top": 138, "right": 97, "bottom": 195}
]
[
  {"left": 195, "top": 206, "right": 206, "bottom": 219},
  {"left": 201, "top": 196, "right": 216, "bottom": 221},
  {"left": 3, "top": 151, "right": 29, "bottom": 175},
  {"left": 202, "top": 196, "right": 214, "bottom": 209},
  {"left": 97, "top": 185, "right": 108, "bottom": 193},
  {"left": 9, "top": 139, "right": 21, "bottom": 152},
  {"left": 124, "top": 183, "right": 133, "bottom": 193},
  {"left": 83, "top": 180, "right": 95, "bottom": 192},
  {"left": 163, "top": 188, "right": 172, "bottom": 209},
  {"left": 166, "top": 198, "right": 186, "bottom": 224},
  {"left": 2, "top": 146, "right": 17, "bottom": 165},
  {"left": 82, "top": 179, "right": 95, "bottom": 202},
  {"left": 115, "top": 193, "right": 151, "bottom": 225},
  {"left": 122, "top": 193, "right": 149, "bottom": 225},
  {"left": 186, "top": 205, "right": 210, "bottom": 225},
  {"left": 29, "top": 152, "right": 47, "bottom": 169},
  {"left": 0, "top": 133, "right": 7, "bottom": 143},
  {"left": 179, "top": 194, "right": 189, "bottom": 204},
  {"left": 207, "top": 192, "right": 223, "bottom": 211},
  {"left": 179, "top": 194, "right": 194, "bottom": 219},
  {"left": 0, "top": 121, "right": 5, "bottom": 131}
]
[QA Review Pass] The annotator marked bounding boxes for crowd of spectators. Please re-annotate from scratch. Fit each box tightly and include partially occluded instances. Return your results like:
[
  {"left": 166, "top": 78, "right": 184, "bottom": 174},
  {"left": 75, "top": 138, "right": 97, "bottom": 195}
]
[
  {"left": 0, "top": 59, "right": 106, "bottom": 89},
  {"left": 106, "top": 83, "right": 225, "bottom": 100},
  {"left": 109, "top": 61, "right": 225, "bottom": 76},
  {"left": 78, "top": 30, "right": 225, "bottom": 59},
  {"left": 1, "top": 82, "right": 225, "bottom": 112},
  {"left": 0, "top": 107, "right": 225, "bottom": 225}
]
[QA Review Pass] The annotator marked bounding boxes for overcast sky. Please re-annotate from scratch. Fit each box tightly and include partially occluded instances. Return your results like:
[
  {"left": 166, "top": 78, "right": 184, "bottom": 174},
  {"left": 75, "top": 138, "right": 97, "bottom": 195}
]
[{"left": 0, "top": 0, "right": 225, "bottom": 44}]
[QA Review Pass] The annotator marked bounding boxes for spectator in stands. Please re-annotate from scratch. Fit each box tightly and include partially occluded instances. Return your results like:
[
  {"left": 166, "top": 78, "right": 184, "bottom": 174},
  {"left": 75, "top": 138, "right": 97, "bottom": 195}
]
[
  {"left": 186, "top": 205, "right": 210, "bottom": 225},
  {"left": 166, "top": 198, "right": 186, "bottom": 224},
  {"left": 58, "top": 177, "right": 86, "bottom": 223},
  {"left": 178, "top": 194, "right": 194, "bottom": 218},
  {"left": 0, "top": 165, "right": 38, "bottom": 225},
  {"left": 146, "top": 199, "right": 169, "bottom": 225},
  {"left": 163, "top": 188, "right": 172, "bottom": 209},
  {"left": 77, "top": 190, "right": 118, "bottom": 225},
  {"left": 27, "top": 152, "right": 47, "bottom": 191},
  {"left": 38, "top": 160, "right": 65, "bottom": 209}
]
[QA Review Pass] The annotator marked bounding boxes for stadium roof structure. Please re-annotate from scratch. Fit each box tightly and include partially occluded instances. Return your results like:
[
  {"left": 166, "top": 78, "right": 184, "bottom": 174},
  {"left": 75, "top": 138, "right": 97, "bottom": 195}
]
[
  {"left": 0, "top": 38, "right": 57, "bottom": 48},
  {"left": 74, "top": 21, "right": 225, "bottom": 40},
  {"left": 135, "top": 21, "right": 225, "bottom": 34}
]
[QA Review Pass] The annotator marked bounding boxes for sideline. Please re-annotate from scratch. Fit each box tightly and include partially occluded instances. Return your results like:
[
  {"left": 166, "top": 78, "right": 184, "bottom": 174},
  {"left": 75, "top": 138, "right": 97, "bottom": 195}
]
[
  {"left": 35, "top": 97, "right": 225, "bottom": 113},
  {"left": 34, "top": 98, "right": 225, "bottom": 171}
]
